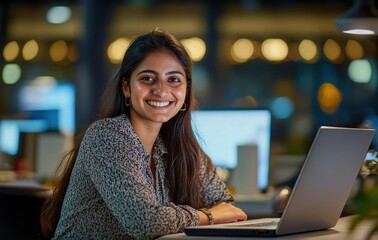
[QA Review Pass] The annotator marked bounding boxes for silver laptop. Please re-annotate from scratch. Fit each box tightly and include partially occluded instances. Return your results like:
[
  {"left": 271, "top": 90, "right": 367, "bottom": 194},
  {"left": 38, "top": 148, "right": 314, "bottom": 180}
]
[{"left": 185, "top": 126, "right": 375, "bottom": 237}]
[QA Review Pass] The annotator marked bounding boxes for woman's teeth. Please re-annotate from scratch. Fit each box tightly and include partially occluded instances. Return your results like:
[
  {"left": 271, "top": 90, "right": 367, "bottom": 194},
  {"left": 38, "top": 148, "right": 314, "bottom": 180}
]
[{"left": 148, "top": 101, "right": 170, "bottom": 107}]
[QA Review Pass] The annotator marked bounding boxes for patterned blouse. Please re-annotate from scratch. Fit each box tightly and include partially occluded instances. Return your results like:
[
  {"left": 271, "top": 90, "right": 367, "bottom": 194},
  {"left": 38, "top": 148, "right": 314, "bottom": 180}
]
[{"left": 54, "top": 114, "right": 233, "bottom": 239}]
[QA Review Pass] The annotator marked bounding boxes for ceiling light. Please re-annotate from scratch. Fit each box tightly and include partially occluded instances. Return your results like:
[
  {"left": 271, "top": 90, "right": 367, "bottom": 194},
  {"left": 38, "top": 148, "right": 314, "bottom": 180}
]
[{"left": 335, "top": 0, "right": 378, "bottom": 35}]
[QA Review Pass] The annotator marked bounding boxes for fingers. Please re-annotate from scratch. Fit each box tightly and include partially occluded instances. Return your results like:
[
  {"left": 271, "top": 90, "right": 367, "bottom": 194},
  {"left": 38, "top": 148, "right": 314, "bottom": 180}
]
[
  {"left": 209, "top": 202, "right": 247, "bottom": 224},
  {"left": 233, "top": 206, "right": 247, "bottom": 222}
]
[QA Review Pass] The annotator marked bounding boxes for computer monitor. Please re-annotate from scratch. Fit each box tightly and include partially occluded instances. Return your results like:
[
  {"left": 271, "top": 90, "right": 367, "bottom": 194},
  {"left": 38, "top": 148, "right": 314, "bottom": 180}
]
[
  {"left": 191, "top": 109, "right": 272, "bottom": 191},
  {"left": 0, "top": 119, "right": 49, "bottom": 156},
  {"left": 18, "top": 82, "right": 75, "bottom": 133}
]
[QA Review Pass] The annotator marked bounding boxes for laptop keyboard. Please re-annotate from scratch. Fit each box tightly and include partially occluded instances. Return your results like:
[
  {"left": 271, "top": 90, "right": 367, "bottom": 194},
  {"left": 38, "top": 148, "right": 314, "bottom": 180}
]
[{"left": 242, "top": 221, "right": 278, "bottom": 227}]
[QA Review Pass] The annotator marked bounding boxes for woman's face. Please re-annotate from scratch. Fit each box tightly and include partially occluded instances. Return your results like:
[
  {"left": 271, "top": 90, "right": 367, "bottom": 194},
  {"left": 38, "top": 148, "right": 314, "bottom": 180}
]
[{"left": 122, "top": 51, "right": 187, "bottom": 127}]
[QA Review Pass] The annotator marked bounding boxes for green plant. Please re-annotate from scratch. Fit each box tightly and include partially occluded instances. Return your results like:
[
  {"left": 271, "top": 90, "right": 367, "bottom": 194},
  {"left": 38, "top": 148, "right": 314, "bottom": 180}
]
[
  {"left": 349, "top": 185, "right": 378, "bottom": 240},
  {"left": 349, "top": 155, "right": 378, "bottom": 240}
]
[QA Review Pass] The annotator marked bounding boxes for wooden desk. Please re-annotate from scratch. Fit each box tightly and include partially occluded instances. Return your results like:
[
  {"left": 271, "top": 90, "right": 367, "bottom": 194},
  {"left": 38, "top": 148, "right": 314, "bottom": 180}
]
[{"left": 159, "top": 215, "right": 378, "bottom": 240}]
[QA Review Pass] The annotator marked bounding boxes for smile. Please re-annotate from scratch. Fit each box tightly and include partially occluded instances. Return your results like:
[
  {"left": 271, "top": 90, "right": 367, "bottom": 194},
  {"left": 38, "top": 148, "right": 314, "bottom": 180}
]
[{"left": 147, "top": 100, "right": 171, "bottom": 107}]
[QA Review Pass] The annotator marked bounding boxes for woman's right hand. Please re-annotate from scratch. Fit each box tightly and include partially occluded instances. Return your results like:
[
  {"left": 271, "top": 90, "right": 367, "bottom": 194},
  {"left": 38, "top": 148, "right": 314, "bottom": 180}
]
[{"left": 197, "top": 202, "right": 247, "bottom": 225}]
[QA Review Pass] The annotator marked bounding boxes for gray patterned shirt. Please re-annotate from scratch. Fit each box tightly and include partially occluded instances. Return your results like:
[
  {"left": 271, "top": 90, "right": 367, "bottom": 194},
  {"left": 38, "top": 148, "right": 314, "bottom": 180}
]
[{"left": 54, "top": 114, "right": 233, "bottom": 239}]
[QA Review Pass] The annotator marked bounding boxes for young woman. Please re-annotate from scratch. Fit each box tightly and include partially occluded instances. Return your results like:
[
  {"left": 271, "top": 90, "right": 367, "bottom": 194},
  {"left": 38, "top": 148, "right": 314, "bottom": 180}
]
[{"left": 40, "top": 28, "right": 247, "bottom": 239}]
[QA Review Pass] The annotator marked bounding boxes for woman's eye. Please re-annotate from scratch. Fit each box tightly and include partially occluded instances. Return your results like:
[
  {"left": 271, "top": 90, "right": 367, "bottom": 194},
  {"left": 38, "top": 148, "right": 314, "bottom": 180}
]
[
  {"left": 168, "top": 77, "right": 181, "bottom": 83},
  {"left": 141, "top": 76, "right": 154, "bottom": 82}
]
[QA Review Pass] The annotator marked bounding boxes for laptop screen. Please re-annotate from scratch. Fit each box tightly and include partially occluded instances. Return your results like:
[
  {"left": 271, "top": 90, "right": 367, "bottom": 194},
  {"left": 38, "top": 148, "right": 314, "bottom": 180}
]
[{"left": 191, "top": 109, "right": 272, "bottom": 191}]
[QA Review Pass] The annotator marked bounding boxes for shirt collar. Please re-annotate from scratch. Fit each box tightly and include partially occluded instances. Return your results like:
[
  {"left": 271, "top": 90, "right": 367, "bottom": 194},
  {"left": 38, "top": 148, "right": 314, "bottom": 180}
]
[
  {"left": 153, "top": 135, "right": 168, "bottom": 158},
  {"left": 123, "top": 114, "right": 167, "bottom": 159}
]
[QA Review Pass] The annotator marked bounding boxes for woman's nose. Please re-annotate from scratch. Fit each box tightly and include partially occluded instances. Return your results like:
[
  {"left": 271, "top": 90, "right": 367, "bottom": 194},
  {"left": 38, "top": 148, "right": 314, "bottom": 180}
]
[{"left": 153, "top": 82, "right": 168, "bottom": 96}]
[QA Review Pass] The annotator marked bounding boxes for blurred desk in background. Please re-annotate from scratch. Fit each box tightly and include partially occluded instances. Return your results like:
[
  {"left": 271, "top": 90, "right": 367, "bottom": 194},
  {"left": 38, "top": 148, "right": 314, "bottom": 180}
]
[
  {"left": 0, "top": 178, "right": 51, "bottom": 195},
  {"left": 0, "top": 179, "right": 51, "bottom": 240}
]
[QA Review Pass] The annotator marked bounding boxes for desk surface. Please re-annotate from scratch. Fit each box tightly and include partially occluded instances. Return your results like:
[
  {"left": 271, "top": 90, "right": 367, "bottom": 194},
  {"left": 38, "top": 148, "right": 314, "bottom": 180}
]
[
  {"left": 159, "top": 215, "right": 378, "bottom": 240},
  {"left": 0, "top": 179, "right": 52, "bottom": 198}
]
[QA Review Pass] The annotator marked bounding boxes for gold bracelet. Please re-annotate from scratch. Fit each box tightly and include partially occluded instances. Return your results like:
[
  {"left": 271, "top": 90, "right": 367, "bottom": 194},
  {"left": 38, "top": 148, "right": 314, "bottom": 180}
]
[{"left": 199, "top": 208, "right": 215, "bottom": 225}]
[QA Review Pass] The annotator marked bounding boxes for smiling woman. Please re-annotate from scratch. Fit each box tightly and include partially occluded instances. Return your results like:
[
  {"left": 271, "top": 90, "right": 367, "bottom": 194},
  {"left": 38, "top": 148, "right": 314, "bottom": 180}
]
[
  {"left": 123, "top": 51, "right": 188, "bottom": 128},
  {"left": 39, "top": 28, "right": 247, "bottom": 240}
]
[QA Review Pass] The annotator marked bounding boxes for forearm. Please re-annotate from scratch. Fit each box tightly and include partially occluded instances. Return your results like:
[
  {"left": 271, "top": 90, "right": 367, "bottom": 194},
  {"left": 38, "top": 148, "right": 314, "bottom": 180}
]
[
  {"left": 132, "top": 203, "right": 201, "bottom": 238},
  {"left": 197, "top": 210, "right": 210, "bottom": 225},
  {"left": 197, "top": 202, "right": 247, "bottom": 226}
]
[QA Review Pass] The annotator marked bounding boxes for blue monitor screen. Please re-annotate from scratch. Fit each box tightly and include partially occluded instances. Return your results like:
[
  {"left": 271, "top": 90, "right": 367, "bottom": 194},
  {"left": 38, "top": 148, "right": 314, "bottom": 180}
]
[
  {"left": 18, "top": 82, "right": 75, "bottom": 133},
  {"left": 191, "top": 109, "right": 272, "bottom": 190},
  {"left": 0, "top": 119, "right": 49, "bottom": 156}
]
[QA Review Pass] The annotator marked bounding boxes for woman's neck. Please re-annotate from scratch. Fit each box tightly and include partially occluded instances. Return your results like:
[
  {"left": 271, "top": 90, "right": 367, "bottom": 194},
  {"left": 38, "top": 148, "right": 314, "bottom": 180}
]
[{"left": 130, "top": 118, "right": 161, "bottom": 155}]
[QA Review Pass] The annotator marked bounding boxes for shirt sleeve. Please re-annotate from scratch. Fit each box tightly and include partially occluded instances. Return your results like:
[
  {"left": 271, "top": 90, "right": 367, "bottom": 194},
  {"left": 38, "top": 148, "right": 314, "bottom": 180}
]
[
  {"left": 80, "top": 120, "right": 199, "bottom": 239},
  {"left": 199, "top": 155, "right": 235, "bottom": 208}
]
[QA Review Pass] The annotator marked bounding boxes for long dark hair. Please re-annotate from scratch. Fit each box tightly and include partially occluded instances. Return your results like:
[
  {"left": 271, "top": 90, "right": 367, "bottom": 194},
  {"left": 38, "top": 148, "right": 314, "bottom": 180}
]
[{"left": 40, "top": 28, "right": 211, "bottom": 237}]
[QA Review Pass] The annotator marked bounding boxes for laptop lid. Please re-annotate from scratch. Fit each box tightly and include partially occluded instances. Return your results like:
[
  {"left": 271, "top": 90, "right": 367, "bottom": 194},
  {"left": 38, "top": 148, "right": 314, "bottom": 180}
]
[
  {"left": 184, "top": 126, "right": 375, "bottom": 237},
  {"left": 276, "top": 126, "right": 375, "bottom": 235}
]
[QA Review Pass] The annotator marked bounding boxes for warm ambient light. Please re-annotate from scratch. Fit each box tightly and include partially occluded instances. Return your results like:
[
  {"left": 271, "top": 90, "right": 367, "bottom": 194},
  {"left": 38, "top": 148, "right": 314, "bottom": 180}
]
[
  {"left": 22, "top": 40, "right": 39, "bottom": 61},
  {"left": 67, "top": 42, "right": 79, "bottom": 62},
  {"left": 181, "top": 37, "right": 206, "bottom": 62},
  {"left": 32, "top": 76, "right": 57, "bottom": 87},
  {"left": 3, "top": 41, "right": 19, "bottom": 62},
  {"left": 261, "top": 39, "right": 288, "bottom": 62},
  {"left": 323, "top": 39, "right": 341, "bottom": 62},
  {"left": 107, "top": 38, "right": 130, "bottom": 64},
  {"left": 298, "top": 39, "right": 318, "bottom": 62},
  {"left": 232, "top": 96, "right": 258, "bottom": 108},
  {"left": 345, "top": 39, "right": 364, "bottom": 59},
  {"left": 50, "top": 40, "right": 68, "bottom": 62},
  {"left": 231, "top": 38, "right": 254, "bottom": 63},
  {"left": 318, "top": 83, "right": 343, "bottom": 114}
]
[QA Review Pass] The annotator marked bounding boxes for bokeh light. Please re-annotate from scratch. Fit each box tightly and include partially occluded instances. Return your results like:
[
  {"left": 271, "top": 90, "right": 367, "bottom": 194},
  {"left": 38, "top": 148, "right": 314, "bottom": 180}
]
[
  {"left": 261, "top": 39, "right": 288, "bottom": 62},
  {"left": 67, "top": 42, "right": 79, "bottom": 62},
  {"left": 3, "top": 41, "right": 19, "bottom": 62},
  {"left": 181, "top": 37, "right": 206, "bottom": 62},
  {"left": 345, "top": 39, "right": 364, "bottom": 60},
  {"left": 323, "top": 39, "right": 341, "bottom": 62},
  {"left": 47, "top": 6, "right": 72, "bottom": 24},
  {"left": 22, "top": 40, "right": 39, "bottom": 61},
  {"left": 348, "top": 59, "right": 372, "bottom": 83},
  {"left": 50, "top": 40, "right": 68, "bottom": 62},
  {"left": 107, "top": 38, "right": 130, "bottom": 64},
  {"left": 231, "top": 38, "right": 254, "bottom": 63},
  {"left": 317, "top": 83, "right": 342, "bottom": 114},
  {"left": 32, "top": 76, "right": 57, "bottom": 86},
  {"left": 2, "top": 64, "right": 22, "bottom": 84},
  {"left": 299, "top": 39, "right": 317, "bottom": 62},
  {"left": 271, "top": 97, "right": 294, "bottom": 119}
]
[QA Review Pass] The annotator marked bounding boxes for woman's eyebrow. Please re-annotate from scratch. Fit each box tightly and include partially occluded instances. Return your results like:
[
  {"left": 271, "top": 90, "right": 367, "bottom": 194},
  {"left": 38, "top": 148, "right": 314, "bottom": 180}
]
[
  {"left": 136, "top": 69, "right": 185, "bottom": 77},
  {"left": 166, "top": 71, "right": 185, "bottom": 76},
  {"left": 136, "top": 69, "right": 158, "bottom": 76}
]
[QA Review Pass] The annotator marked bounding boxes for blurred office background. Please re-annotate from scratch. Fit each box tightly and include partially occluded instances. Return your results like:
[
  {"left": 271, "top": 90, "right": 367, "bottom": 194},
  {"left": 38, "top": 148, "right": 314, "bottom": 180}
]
[{"left": 0, "top": 0, "right": 378, "bottom": 183}]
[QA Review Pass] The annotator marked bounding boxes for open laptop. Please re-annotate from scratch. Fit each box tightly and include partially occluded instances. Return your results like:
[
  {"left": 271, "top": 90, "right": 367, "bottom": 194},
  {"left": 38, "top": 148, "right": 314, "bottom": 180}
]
[{"left": 185, "top": 126, "right": 375, "bottom": 237}]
